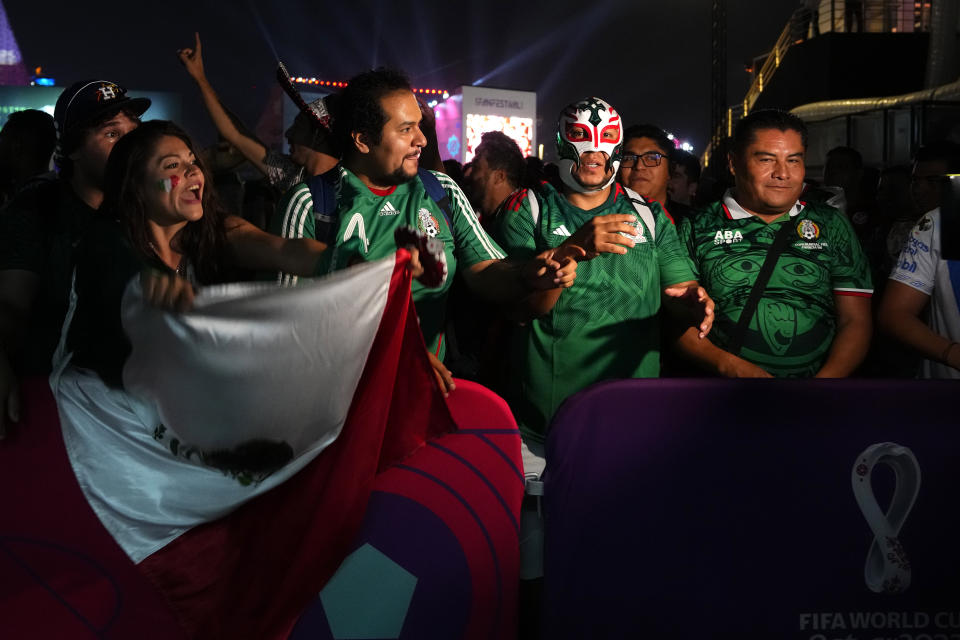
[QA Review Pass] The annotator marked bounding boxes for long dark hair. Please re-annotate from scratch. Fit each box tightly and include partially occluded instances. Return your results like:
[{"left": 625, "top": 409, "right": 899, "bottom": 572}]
[{"left": 102, "top": 120, "right": 227, "bottom": 284}]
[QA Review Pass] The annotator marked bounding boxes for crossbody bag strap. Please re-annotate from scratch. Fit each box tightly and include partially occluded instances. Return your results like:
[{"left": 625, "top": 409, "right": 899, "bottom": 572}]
[{"left": 727, "top": 219, "right": 796, "bottom": 355}]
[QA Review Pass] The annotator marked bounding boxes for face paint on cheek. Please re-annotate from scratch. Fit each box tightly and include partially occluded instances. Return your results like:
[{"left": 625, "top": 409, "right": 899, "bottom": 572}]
[{"left": 158, "top": 175, "right": 180, "bottom": 193}]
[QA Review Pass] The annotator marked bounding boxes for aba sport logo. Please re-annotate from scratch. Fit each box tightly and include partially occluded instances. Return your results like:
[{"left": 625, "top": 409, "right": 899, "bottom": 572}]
[
  {"left": 417, "top": 208, "right": 440, "bottom": 238},
  {"left": 797, "top": 219, "right": 820, "bottom": 240}
]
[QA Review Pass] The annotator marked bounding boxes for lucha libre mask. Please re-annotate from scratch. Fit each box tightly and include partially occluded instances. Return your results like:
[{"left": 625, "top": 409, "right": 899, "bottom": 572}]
[{"left": 555, "top": 97, "right": 623, "bottom": 193}]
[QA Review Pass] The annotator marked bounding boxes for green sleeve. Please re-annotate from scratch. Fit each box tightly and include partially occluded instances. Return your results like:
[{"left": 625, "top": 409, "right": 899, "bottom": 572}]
[
  {"left": 269, "top": 183, "right": 316, "bottom": 282},
  {"left": 271, "top": 183, "right": 315, "bottom": 240},
  {"left": 827, "top": 207, "right": 873, "bottom": 292},
  {"left": 491, "top": 188, "right": 539, "bottom": 262},
  {"left": 650, "top": 199, "right": 698, "bottom": 286},
  {"left": 433, "top": 171, "right": 505, "bottom": 266}
]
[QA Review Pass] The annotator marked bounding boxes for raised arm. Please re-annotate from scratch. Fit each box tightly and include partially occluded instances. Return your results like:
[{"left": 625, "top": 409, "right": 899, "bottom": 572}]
[{"left": 177, "top": 32, "right": 272, "bottom": 176}]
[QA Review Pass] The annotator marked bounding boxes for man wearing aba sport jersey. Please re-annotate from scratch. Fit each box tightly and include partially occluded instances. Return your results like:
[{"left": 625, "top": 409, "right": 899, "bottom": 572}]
[
  {"left": 677, "top": 109, "right": 873, "bottom": 377},
  {"left": 317, "top": 68, "right": 582, "bottom": 394},
  {"left": 493, "top": 97, "right": 715, "bottom": 449}
]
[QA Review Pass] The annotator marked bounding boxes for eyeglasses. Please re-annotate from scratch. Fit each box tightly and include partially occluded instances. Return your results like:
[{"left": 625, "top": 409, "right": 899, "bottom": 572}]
[{"left": 621, "top": 151, "right": 667, "bottom": 168}]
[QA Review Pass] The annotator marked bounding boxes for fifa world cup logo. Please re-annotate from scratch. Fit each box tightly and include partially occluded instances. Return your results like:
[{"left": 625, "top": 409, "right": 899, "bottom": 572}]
[{"left": 851, "top": 443, "right": 921, "bottom": 594}]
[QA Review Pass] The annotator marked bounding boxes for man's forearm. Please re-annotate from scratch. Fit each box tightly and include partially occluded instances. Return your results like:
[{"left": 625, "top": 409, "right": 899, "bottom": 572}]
[
  {"left": 880, "top": 308, "right": 958, "bottom": 369},
  {"left": 674, "top": 327, "right": 773, "bottom": 377},
  {"left": 675, "top": 328, "right": 729, "bottom": 374},
  {"left": 815, "top": 316, "right": 871, "bottom": 378},
  {"left": 465, "top": 259, "right": 526, "bottom": 304}
]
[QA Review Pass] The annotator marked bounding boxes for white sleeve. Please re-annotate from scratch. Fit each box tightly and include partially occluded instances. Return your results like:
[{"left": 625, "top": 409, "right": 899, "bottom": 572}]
[{"left": 889, "top": 209, "right": 939, "bottom": 296}]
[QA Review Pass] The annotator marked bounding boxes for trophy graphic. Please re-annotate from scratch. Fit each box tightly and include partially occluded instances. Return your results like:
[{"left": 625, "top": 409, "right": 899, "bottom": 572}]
[{"left": 851, "top": 442, "right": 921, "bottom": 594}]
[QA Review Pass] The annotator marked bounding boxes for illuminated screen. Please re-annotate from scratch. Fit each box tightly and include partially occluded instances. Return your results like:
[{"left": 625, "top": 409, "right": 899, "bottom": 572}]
[
  {"left": 464, "top": 114, "right": 533, "bottom": 162},
  {"left": 433, "top": 94, "right": 462, "bottom": 162}
]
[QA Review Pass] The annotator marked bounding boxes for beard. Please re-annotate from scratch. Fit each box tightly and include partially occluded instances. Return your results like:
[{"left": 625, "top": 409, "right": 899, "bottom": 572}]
[{"left": 380, "top": 163, "right": 419, "bottom": 186}]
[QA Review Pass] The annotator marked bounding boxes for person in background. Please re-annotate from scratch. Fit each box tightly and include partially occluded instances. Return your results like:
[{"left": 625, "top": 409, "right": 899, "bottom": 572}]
[{"left": 879, "top": 142, "right": 960, "bottom": 379}]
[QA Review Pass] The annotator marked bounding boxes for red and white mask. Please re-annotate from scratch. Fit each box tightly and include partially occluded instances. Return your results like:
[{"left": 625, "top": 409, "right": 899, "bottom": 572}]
[{"left": 556, "top": 97, "right": 623, "bottom": 193}]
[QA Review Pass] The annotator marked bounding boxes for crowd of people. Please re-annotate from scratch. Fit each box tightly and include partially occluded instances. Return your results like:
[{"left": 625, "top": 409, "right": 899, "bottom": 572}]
[
  {"left": 0, "top": 32, "right": 956, "bottom": 438},
  {"left": 0, "top": 32, "right": 957, "bottom": 631}
]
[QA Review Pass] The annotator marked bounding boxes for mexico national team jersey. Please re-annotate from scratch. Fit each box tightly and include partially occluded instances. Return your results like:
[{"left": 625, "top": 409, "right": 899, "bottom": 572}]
[
  {"left": 888, "top": 208, "right": 960, "bottom": 379},
  {"left": 270, "top": 183, "right": 315, "bottom": 286},
  {"left": 317, "top": 167, "right": 504, "bottom": 359},
  {"left": 494, "top": 182, "right": 696, "bottom": 443},
  {"left": 678, "top": 191, "right": 873, "bottom": 377}
]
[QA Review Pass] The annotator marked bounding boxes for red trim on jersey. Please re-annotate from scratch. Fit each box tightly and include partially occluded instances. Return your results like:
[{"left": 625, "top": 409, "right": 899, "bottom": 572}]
[
  {"left": 435, "top": 332, "right": 444, "bottom": 357},
  {"left": 614, "top": 183, "right": 624, "bottom": 198},
  {"left": 834, "top": 290, "right": 873, "bottom": 298},
  {"left": 721, "top": 202, "right": 732, "bottom": 219},
  {"left": 505, "top": 188, "right": 528, "bottom": 212},
  {"left": 368, "top": 185, "right": 397, "bottom": 197},
  {"left": 649, "top": 198, "right": 675, "bottom": 225}
]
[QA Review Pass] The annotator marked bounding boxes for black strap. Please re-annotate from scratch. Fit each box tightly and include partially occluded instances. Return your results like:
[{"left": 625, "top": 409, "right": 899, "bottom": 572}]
[{"left": 727, "top": 219, "right": 796, "bottom": 355}]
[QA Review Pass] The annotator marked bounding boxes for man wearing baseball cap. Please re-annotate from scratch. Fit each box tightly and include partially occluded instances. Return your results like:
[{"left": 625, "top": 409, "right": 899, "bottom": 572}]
[{"left": 0, "top": 79, "right": 149, "bottom": 438}]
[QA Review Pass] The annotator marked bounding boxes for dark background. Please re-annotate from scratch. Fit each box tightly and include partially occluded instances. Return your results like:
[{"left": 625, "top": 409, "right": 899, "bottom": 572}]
[{"left": 7, "top": 0, "right": 800, "bottom": 155}]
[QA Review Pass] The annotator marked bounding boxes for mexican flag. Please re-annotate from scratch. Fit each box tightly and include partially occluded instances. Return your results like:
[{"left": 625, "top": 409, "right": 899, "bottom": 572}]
[{"left": 1, "top": 251, "right": 455, "bottom": 639}]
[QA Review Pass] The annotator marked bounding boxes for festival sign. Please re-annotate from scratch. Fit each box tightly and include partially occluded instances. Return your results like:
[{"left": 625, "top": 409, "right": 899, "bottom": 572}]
[{"left": 460, "top": 85, "right": 536, "bottom": 163}]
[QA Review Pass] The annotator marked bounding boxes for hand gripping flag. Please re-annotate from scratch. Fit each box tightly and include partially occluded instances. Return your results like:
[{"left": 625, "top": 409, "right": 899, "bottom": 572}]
[{"left": 1, "top": 250, "right": 456, "bottom": 639}]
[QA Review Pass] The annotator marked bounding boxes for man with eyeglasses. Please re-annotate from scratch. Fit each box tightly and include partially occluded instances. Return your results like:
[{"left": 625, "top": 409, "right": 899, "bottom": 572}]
[
  {"left": 879, "top": 142, "right": 960, "bottom": 378},
  {"left": 493, "top": 97, "right": 714, "bottom": 459},
  {"left": 617, "top": 124, "right": 672, "bottom": 206},
  {"left": 676, "top": 109, "right": 873, "bottom": 378}
]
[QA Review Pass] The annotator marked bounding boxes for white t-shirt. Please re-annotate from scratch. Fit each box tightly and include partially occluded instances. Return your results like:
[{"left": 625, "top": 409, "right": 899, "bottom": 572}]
[{"left": 889, "top": 207, "right": 960, "bottom": 379}]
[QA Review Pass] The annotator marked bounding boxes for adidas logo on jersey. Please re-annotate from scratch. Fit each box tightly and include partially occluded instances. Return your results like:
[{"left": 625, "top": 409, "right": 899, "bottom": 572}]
[
  {"left": 713, "top": 230, "right": 744, "bottom": 245},
  {"left": 552, "top": 225, "right": 571, "bottom": 237},
  {"left": 379, "top": 201, "right": 399, "bottom": 216}
]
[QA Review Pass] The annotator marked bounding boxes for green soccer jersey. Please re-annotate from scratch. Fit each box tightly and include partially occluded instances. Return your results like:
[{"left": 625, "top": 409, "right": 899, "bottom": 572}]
[
  {"left": 493, "top": 182, "right": 697, "bottom": 443},
  {"left": 678, "top": 192, "right": 873, "bottom": 377},
  {"left": 318, "top": 166, "right": 505, "bottom": 359},
  {"left": 269, "top": 182, "right": 314, "bottom": 286}
]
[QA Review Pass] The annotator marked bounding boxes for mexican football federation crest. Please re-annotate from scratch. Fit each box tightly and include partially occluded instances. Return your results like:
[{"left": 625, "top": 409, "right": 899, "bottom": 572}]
[
  {"left": 797, "top": 219, "right": 820, "bottom": 241},
  {"left": 417, "top": 208, "right": 440, "bottom": 238}
]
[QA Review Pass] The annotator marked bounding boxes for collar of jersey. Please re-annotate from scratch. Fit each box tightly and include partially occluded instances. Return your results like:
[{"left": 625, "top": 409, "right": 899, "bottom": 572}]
[
  {"left": 340, "top": 166, "right": 410, "bottom": 201},
  {"left": 723, "top": 188, "right": 804, "bottom": 220}
]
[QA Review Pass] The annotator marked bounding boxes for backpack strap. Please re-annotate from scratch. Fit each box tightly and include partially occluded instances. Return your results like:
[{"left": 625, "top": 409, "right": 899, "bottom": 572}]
[
  {"left": 727, "top": 219, "right": 797, "bottom": 355},
  {"left": 527, "top": 188, "right": 540, "bottom": 227},
  {"left": 621, "top": 186, "right": 657, "bottom": 242},
  {"left": 304, "top": 166, "right": 340, "bottom": 243},
  {"left": 417, "top": 168, "right": 454, "bottom": 230}
]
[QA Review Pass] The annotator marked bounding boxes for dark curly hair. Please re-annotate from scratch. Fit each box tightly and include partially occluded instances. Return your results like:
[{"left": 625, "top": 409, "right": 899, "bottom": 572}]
[
  {"left": 623, "top": 124, "right": 673, "bottom": 156},
  {"left": 475, "top": 130, "right": 525, "bottom": 189},
  {"left": 333, "top": 67, "right": 412, "bottom": 157},
  {"left": 101, "top": 120, "right": 228, "bottom": 284}
]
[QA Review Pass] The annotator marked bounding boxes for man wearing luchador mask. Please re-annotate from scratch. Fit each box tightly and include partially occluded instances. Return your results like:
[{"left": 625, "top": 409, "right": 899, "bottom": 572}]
[{"left": 493, "top": 97, "right": 714, "bottom": 451}]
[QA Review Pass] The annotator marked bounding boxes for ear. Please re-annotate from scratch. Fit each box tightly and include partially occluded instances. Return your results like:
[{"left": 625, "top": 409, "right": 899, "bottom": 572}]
[
  {"left": 492, "top": 168, "right": 506, "bottom": 186},
  {"left": 352, "top": 131, "right": 371, "bottom": 155},
  {"left": 687, "top": 181, "right": 698, "bottom": 199},
  {"left": 727, "top": 151, "right": 737, "bottom": 178}
]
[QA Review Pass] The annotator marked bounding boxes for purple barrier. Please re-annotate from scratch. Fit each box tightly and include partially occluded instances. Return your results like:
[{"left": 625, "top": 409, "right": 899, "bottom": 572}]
[{"left": 543, "top": 379, "right": 960, "bottom": 639}]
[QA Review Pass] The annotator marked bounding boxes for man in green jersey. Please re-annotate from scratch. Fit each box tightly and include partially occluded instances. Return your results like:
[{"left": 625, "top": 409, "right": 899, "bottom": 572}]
[
  {"left": 677, "top": 109, "right": 873, "bottom": 377},
  {"left": 316, "top": 68, "right": 580, "bottom": 394},
  {"left": 493, "top": 97, "right": 714, "bottom": 447}
]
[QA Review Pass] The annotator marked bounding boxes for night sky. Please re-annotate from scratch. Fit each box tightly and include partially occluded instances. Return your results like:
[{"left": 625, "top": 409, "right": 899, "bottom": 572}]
[{"left": 8, "top": 0, "right": 800, "bottom": 155}]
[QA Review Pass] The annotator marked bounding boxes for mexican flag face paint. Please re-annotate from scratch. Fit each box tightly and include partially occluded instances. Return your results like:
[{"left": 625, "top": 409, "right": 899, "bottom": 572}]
[{"left": 158, "top": 175, "right": 180, "bottom": 193}]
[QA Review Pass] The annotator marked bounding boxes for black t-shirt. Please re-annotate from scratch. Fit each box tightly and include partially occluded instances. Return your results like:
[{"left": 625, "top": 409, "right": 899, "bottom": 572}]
[
  {"left": 67, "top": 214, "right": 146, "bottom": 388},
  {"left": 0, "top": 178, "right": 96, "bottom": 374}
]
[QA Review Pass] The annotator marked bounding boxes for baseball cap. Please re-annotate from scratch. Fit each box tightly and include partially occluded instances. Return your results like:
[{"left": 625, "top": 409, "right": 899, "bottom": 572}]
[{"left": 54, "top": 79, "right": 151, "bottom": 137}]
